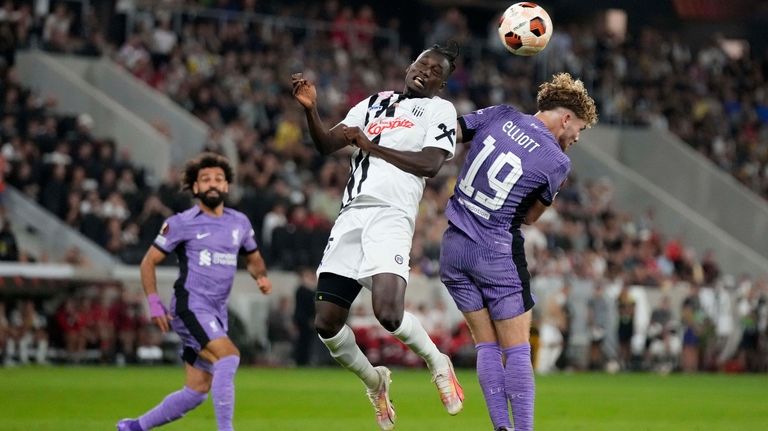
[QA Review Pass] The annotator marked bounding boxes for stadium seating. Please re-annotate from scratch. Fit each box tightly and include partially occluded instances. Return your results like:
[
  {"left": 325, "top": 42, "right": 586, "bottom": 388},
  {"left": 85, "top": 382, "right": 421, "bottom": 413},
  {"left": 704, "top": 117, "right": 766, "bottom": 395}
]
[{"left": 0, "top": 1, "right": 765, "bottom": 373}]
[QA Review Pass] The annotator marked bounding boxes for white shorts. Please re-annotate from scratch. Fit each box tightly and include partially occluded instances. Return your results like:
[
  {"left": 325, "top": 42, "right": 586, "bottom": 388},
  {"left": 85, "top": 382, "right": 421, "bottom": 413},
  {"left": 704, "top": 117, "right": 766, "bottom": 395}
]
[{"left": 317, "top": 205, "right": 414, "bottom": 288}]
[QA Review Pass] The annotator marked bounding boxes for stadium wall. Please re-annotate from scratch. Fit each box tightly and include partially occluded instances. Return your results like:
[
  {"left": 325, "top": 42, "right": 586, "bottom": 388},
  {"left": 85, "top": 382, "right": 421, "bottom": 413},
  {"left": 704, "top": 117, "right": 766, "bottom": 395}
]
[
  {"left": 46, "top": 54, "right": 219, "bottom": 168},
  {"left": 619, "top": 128, "right": 768, "bottom": 261},
  {"left": 15, "top": 51, "right": 171, "bottom": 185},
  {"left": 6, "top": 187, "right": 118, "bottom": 267},
  {"left": 572, "top": 127, "right": 768, "bottom": 276}
]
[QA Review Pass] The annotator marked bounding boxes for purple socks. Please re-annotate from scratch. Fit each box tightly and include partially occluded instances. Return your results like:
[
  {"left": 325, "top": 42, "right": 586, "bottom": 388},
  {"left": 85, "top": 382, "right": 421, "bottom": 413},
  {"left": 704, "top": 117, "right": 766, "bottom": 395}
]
[
  {"left": 138, "top": 386, "right": 207, "bottom": 430},
  {"left": 504, "top": 343, "right": 535, "bottom": 431},
  {"left": 476, "top": 342, "right": 511, "bottom": 429},
  {"left": 212, "top": 355, "right": 240, "bottom": 431}
]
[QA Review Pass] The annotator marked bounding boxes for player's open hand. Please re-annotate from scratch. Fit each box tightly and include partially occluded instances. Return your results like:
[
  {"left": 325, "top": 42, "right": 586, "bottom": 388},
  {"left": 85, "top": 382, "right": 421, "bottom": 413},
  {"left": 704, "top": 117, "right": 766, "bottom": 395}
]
[
  {"left": 257, "top": 275, "right": 272, "bottom": 295},
  {"left": 343, "top": 126, "right": 376, "bottom": 152},
  {"left": 291, "top": 73, "right": 317, "bottom": 109}
]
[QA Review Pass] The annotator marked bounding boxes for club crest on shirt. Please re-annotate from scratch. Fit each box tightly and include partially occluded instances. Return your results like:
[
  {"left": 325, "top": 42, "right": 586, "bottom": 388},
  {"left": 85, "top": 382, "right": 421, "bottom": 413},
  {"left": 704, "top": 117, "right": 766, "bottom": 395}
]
[
  {"left": 232, "top": 229, "right": 240, "bottom": 245},
  {"left": 394, "top": 255, "right": 404, "bottom": 264}
]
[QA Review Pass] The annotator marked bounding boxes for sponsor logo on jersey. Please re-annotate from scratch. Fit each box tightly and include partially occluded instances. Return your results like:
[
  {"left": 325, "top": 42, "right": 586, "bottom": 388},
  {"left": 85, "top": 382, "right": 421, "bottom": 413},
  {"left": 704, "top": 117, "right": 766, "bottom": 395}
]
[
  {"left": 199, "top": 249, "right": 237, "bottom": 267},
  {"left": 395, "top": 255, "right": 404, "bottom": 264},
  {"left": 366, "top": 117, "right": 415, "bottom": 135},
  {"left": 196, "top": 232, "right": 211, "bottom": 239}
]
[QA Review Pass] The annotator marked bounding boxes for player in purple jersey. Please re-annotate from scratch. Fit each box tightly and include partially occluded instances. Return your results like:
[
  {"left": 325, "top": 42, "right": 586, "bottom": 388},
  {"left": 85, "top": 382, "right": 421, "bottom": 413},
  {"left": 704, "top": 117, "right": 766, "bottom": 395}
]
[
  {"left": 291, "top": 42, "right": 464, "bottom": 431},
  {"left": 117, "top": 153, "right": 272, "bottom": 431},
  {"left": 440, "top": 73, "right": 598, "bottom": 431}
]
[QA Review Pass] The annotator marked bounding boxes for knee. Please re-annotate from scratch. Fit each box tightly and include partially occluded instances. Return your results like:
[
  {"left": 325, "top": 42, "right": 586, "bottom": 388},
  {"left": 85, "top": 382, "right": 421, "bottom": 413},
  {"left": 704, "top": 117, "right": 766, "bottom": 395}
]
[
  {"left": 372, "top": 297, "right": 403, "bottom": 332},
  {"left": 187, "top": 375, "right": 213, "bottom": 393},
  {"left": 189, "top": 380, "right": 212, "bottom": 394},
  {"left": 373, "top": 307, "right": 402, "bottom": 332},
  {"left": 314, "top": 313, "right": 344, "bottom": 339}
]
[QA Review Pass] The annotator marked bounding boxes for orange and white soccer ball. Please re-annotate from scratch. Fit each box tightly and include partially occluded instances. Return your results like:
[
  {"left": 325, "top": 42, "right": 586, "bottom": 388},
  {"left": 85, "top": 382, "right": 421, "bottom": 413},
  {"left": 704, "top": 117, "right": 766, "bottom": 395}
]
[{"left": 497, "top": 2, "right": 553, "bottom": 56}]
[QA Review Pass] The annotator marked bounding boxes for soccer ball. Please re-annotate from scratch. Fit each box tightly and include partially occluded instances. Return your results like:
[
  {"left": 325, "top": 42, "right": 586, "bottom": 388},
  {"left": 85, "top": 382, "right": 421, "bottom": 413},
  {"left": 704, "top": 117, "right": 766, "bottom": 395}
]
[{"left": 497, "top": 2, "right": 553, "bottom": 56}]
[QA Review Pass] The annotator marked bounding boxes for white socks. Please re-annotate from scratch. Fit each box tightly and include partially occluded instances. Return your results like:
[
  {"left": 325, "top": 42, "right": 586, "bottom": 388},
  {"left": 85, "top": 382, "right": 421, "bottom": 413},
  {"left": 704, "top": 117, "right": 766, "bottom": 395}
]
[
  {"left": 391, "top": 311, "right": 446, "bottom": 372},
  {"left": 320, "top": 325, "right": 380, "bottom": 389}
]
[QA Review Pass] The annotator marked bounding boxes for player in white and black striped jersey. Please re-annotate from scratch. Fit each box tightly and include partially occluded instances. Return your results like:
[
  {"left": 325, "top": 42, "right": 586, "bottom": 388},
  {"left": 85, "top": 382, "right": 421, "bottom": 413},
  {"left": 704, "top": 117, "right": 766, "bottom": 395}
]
[{"left": 292, "top": 42, "right": 464, "bottom": 430}]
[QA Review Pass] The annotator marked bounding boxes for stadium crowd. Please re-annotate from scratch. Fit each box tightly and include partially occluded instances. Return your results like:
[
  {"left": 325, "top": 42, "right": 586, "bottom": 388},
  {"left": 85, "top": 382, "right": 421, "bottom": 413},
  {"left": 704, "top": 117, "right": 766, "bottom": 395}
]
[{"left": 0, "top": 1, "right": 765, "bottom": 372}]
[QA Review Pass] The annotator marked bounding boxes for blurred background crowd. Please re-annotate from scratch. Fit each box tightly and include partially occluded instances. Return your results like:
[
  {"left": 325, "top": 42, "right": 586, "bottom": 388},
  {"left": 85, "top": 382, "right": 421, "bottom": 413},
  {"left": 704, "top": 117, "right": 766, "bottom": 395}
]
[{"left": 0, "top": 0, "right": 765, "bottom": 373}]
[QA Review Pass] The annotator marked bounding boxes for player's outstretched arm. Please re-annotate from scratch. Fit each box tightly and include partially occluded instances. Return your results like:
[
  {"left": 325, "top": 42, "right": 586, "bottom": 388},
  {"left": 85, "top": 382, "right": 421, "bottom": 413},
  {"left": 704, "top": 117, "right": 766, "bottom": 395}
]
[
  {"left": 291, "top": 73, "right": 347, "bottom": 155},
  {"left": 140, "top": 246, "right": 172, "bottom": 333},
  {"left": 245, "top": 250, "right": 272, "bottom": 294},
  {"left": 343, "top": 126, "right": 449, "bottom": 177}
]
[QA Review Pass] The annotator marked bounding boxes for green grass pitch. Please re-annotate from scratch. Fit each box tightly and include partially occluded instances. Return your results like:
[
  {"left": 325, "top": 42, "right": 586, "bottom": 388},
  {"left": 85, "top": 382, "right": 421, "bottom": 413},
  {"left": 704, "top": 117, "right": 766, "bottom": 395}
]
[{"left": 1, "top": 366, "right": 766, "bottom": 430}]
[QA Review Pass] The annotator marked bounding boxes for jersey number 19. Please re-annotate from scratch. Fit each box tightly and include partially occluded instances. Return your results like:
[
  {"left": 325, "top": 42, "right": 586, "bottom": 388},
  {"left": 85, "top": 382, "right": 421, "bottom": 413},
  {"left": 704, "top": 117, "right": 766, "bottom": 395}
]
[{"left": 458, "top": 135, "right": 523, "bottom": 211}]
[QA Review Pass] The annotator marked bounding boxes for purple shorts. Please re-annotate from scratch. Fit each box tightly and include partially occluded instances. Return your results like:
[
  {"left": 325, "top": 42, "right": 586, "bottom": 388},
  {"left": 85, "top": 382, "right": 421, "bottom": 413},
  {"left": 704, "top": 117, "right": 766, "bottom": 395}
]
[
  {"left": 170, "top": 304, "right": 229, "bottom": 372},
  {"left": 439, "top": 224, "right": 534, "bottom": 321}
]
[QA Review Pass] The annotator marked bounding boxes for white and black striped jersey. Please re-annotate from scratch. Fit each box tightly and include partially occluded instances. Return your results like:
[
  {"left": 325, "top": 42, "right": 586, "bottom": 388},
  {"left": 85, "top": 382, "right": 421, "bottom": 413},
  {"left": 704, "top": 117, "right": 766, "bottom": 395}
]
[{"left": 339, "top": 91, "right": 457, "bottom": 221}]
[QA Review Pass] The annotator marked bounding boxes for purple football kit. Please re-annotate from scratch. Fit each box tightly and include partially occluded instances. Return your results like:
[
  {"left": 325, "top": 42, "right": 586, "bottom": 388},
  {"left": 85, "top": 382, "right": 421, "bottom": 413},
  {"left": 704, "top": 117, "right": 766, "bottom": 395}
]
[
  {"left": 153, "top": 205, "right": 258, "bottom": 371},
  {"left": 440, "top": 104, "right": 570, "bottom": 320}
]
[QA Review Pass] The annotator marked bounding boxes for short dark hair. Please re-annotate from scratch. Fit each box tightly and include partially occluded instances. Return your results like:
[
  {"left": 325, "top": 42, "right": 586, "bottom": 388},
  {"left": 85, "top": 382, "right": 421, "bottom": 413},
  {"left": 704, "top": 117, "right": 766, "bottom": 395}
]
[
  {"left": 426, "top": 40, "right": 460, "bottom": 75},
  {"left": 181, "top": 152, "right": 234, "bottom": 191}
]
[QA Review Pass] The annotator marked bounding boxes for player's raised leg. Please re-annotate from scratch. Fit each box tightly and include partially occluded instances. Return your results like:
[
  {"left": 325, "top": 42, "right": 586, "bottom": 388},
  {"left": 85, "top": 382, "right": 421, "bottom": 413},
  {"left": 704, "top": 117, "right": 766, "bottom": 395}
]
[
  {"left": 371, "top": 273, "right": 464, "bottom": 415},
  {"left": 315, "top": 273, "right": 395, "bottom": 430},
  {"left": 117, "top": 363, "right": 210, "bottom": 431},
  {"left": 497, "top": 311, "right": 534, "bottom": 431}
]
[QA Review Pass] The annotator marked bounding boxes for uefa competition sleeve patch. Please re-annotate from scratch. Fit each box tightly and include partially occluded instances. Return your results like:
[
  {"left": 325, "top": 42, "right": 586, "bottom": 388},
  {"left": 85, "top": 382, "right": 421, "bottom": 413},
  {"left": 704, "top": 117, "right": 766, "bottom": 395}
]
[{"left": 155, "top": 222, "right": 170, "bottom": 246}]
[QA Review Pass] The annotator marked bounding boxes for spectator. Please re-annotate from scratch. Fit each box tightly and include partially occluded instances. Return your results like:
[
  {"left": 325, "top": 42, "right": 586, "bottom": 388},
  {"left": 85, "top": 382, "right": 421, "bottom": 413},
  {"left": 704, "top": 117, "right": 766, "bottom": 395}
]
[
  {"left": 0, "top": 218, "right": 19, "bottom": 261},
  {"left": 617, "top": 286, "right": 635, "bottom": 369},
  {"left": 10, "top": 300, "right": 49, "bottom": 365},
  {"left": 42, "top": 3, "right": 71, "bottom": 52},
  {"left": 292, "top": 266, "right": 317, "bottom": 366},
  {"left": 54, "top": 297, "right": 86, "bottom": 363},
  {"left": 266, "top": 296, "right": 296, "bottom": 364}
]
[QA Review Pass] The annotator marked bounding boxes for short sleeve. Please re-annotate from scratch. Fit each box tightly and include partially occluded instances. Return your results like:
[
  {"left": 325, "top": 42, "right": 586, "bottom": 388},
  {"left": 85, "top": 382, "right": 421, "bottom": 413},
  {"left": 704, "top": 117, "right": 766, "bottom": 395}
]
[
  {"left": 539, "top": 159, "right": 571, "bottom": 206},
  {"left": 339, "top": 95, "right": 375, "bottom": 129},
  {"left": 458, "top": 105, "right": 508, "bottom": 141},
  {"left": 153, "top": 215, "right": 184, "bottom": 253},
  {"left": 423, "top": 99, "right": 458, "bottom": 159},
  {"left": 240, "top": 217, "right": 259, "bottom": 255}
]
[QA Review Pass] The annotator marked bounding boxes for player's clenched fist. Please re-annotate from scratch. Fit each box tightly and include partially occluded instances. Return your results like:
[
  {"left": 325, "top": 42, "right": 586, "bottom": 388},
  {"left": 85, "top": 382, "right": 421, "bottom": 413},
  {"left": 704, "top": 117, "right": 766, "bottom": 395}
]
[
  {"left": 343, "top": 126, "right": 376, "bottom": 152},
  {"left": 291, "top": 72, "right": 317, "bottom": 109}
]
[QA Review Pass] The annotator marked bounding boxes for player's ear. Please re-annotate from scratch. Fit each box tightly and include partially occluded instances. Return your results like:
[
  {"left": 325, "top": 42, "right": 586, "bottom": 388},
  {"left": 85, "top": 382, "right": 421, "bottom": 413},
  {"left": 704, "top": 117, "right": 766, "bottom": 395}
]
[
  {"left": 192, "top": 182, "right": 199, "bottom": 195},
  {"left": 440, "top": 81, "right": 446, "bottom": 89}
]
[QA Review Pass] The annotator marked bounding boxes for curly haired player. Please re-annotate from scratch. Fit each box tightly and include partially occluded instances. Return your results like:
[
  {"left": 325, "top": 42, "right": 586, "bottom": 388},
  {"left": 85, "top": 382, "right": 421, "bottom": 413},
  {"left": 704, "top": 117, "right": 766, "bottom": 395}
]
[{"left": 440, "top": 73, "right": 598, "bottom": 431}]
